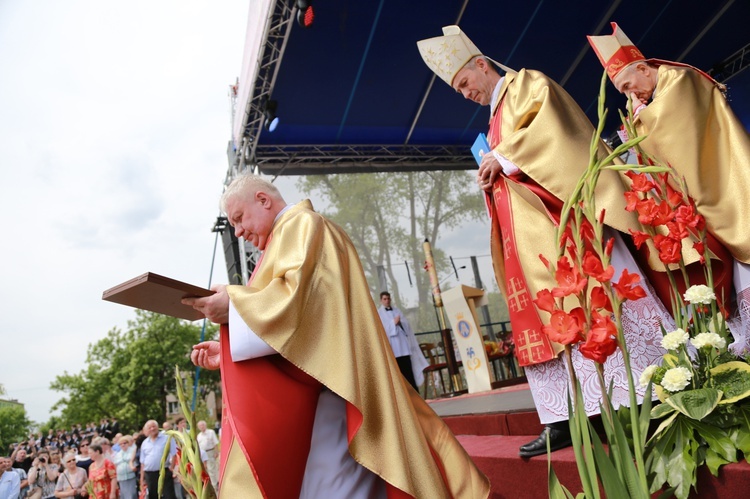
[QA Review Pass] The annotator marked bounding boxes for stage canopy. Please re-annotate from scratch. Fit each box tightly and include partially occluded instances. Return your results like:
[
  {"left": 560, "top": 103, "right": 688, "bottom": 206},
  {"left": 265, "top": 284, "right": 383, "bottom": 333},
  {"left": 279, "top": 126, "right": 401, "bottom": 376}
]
[{"left": 228, "top": 0, "right": 750, "bottom": 177}]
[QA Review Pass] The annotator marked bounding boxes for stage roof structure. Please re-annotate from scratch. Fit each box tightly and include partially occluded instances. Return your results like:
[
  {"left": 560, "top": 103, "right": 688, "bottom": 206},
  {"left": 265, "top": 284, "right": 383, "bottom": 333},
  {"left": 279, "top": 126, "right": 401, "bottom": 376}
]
[{"left": 227, "top": 0, "right": 750, "bottom": 179}]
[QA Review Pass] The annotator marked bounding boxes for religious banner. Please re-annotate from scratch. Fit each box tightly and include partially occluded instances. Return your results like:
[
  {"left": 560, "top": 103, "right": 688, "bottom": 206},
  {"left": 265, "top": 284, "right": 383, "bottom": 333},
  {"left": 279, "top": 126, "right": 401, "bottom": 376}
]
[{"left": 442, "top": 285, "right": 492, "bottom": 393}]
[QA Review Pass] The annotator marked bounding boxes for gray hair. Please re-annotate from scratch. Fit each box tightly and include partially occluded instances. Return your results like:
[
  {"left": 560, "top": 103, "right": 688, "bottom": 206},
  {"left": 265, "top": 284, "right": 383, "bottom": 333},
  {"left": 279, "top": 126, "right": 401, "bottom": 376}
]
[{"left": 220, "top": 174, "right": 283, "bottom": 213}]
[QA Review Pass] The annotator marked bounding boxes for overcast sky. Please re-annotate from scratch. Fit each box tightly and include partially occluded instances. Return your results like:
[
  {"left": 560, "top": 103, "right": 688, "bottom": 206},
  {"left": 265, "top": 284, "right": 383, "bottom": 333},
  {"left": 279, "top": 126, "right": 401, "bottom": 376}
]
[{"left": 0, "top": 1, "right": 494, "bottom": 425}]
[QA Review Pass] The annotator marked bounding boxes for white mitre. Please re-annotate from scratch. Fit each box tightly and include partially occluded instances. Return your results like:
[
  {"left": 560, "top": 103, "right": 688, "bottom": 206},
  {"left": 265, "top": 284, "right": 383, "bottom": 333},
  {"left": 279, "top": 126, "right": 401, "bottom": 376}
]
[{"left": 417, "top": 25, "right": 514, "bottom": 86}]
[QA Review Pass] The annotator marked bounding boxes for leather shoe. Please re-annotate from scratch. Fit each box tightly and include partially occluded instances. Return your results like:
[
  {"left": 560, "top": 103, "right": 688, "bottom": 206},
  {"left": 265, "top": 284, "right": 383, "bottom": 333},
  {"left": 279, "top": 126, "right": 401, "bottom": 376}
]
[{"left": 519, "top": 424, "right": 572, "bottom": 458}]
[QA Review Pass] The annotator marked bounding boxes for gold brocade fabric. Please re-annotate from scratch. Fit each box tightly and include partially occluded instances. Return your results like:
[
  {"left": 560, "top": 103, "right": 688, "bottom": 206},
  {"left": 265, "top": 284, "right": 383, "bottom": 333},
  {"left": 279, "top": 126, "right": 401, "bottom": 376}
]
[
  {"left": 487, "top": 69, "right": 657, "bottom": 328},
  {"left": 635, "top": 65, "right": 750, "bottom": 264},
  {"left": 226, "top": 200, "right": 490, "bottom": 499}
]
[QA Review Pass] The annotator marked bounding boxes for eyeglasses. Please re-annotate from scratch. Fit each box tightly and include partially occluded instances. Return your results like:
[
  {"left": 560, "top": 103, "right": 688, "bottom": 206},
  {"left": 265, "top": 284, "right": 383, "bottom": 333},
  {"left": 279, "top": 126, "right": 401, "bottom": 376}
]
[{"left": 64, "top": 460, "right": 75, "bottom": 464}]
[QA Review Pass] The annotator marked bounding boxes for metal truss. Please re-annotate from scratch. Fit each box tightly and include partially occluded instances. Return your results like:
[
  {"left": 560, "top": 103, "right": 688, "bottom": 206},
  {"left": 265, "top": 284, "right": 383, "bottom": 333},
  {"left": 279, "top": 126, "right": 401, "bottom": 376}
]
[
  {"left": 230, "top": 0, "right": 296, "bottom": 179},
  {"left": 254, "top": 144, "right": 476, "bottom": 176},
  {"left": 709, "top": 42, "right": 750, "bottom": 83}
]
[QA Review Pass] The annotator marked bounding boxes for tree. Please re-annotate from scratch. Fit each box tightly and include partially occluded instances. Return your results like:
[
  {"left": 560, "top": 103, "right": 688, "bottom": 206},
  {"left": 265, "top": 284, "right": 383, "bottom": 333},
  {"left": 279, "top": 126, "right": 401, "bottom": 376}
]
[
  {"left": 297, "top": 171, "right": 484, "bottom": 331},
  {"left": 0, "top": 405, "right": 31, "bottom": 452},
  {"left": 50, "top": 311, "right": 219, "bottom": 431}
]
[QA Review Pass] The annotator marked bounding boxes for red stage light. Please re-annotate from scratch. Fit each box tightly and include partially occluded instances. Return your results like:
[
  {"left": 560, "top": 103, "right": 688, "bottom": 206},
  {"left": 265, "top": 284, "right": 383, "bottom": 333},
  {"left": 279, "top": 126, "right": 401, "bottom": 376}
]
[{"left": 303, "top": 6, "right": 314, "bottom": 27}]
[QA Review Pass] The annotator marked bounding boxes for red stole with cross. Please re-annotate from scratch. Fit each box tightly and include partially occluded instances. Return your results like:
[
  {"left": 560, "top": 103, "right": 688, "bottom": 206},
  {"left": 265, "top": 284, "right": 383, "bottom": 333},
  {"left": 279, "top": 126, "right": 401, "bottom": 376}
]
[{"left": 487, "top": 100, "right": 558, "bottom": 367}]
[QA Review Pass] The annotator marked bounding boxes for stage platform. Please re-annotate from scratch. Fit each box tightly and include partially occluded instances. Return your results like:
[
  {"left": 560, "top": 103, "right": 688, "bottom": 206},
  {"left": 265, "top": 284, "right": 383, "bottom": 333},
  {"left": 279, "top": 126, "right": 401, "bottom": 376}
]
[{"left": 428, "top": 384, "right": 750, "bottom": 498}]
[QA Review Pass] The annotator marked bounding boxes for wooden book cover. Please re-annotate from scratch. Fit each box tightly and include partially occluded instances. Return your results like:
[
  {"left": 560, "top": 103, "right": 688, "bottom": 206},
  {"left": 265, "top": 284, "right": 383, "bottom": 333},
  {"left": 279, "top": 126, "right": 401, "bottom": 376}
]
[{"left": 102, "top": 272, "right": 214, "bottom": 321}]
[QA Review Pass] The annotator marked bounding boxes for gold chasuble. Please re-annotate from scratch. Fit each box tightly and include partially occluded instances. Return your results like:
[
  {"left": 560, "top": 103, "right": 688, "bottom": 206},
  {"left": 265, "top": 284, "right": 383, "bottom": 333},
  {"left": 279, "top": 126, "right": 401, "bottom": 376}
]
[
  {"left": 221, "top": 200, "right": 489, "bottom": 498},
  {"left": 486, "top": 69, "right": 646, "bottom": 366},
  {"left": 635, "top": 64, "right": 750, "bottom": 264}
]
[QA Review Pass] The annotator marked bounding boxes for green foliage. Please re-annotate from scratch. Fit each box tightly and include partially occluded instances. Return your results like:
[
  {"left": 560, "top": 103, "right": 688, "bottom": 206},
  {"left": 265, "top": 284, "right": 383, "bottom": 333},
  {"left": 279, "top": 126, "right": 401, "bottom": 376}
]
[
  {"left": 297, "top": 171, "right": 485, "bottom": 332},
  {"left": 49, "top": 311, "right": 220, "bottom": 431},
  {"left": 0, "top": 405, "right": 31, "bottom": 451}
]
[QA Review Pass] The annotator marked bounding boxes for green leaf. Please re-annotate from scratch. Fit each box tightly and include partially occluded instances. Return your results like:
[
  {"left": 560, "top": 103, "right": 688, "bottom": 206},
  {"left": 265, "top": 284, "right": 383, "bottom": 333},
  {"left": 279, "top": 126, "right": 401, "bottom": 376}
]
[
  {"left": 693, "top": 420, "right": 737, "bottom": 463},
  {"left": 665, "top": 388, "right": 722, "bottom": 420},
  {"left": 651, "top": 402, "right": 677, "bottom": 419},
  {"left": 711, "top": 361, "right": 750, "bottom": 404},
  {"left": 704, "top": 448, "right": 730, "bottom": 476}
]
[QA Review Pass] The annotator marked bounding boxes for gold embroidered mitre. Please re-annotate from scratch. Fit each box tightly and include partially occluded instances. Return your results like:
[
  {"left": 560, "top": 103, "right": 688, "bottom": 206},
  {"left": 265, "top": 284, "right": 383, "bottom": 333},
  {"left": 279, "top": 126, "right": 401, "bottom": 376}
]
[
  {"left": 417, "top": 25, "right": 482, "bottom": 86},
  {"left": 587, "top": 22, "right": 645, "bottom": 81}
]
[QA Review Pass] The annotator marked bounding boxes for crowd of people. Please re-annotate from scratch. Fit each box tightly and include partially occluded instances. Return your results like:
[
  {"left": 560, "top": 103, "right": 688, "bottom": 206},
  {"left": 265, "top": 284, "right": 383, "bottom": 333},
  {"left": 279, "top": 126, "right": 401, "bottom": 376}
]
[{"left": 0, "top": 418, "right": 220, "bottom": 499}]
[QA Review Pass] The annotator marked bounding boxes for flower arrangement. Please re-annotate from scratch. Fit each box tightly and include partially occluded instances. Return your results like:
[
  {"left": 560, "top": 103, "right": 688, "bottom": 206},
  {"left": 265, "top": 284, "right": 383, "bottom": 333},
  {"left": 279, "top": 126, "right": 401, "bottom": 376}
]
[
  {"left": 542, "top": 71, "right": 750, "bottom": 499},
  {"left": 540, "top": 72, "right": 655, "bottom": 499},
  {"left": 618, "top": 111, "right": 750, "bottom": 498}
]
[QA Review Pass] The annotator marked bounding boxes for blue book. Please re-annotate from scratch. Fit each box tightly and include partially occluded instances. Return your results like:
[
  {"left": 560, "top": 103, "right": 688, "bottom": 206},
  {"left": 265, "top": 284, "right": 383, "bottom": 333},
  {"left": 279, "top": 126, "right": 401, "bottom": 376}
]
[
  {"left": 470, "top": 133, "right": 493, "bottom": 217},
  {"left": 471, "top": 133, "right": 490, "bottom": 166}
]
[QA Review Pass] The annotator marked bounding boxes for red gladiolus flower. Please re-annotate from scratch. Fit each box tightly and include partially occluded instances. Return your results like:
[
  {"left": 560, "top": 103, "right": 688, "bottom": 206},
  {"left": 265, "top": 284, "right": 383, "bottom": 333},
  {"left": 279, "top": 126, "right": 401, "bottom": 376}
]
[
  {"left": 579, "top": 312, "right": 619, "bottom": 363},
  {"left": 590, "top": 285, "right": 613, "bottom": 312},
  {"left": 552, "top": 256, "right": 587, "bottom": 297},
  {"left": 534, "top": 288, "right": 556, "bottom": 313},
  {"left": 186, "top": 462, "right": 194, "bottom": 475},
  {"left": 542, "top": 309, "right": 584, "bottom": 345},
  {"left": 693, "top": 241, "right": 706, "bottom": 264},
  {"left": 624, "top": 191, "right": 640, "bottom": 212},
  {"left": 664, "top": 181, "right": 684, "bottom": 206},
  {"left": 666, "top": 221, "right": 688, "bottom": 241},
  {"left": 580, "top": 218, "right": 595, "bottom": 243},
  {"left": 582, "top": 251, "right": 615, "bottom": 282},
  {"left": 651, "top": 201, "right": 676, "bottom": 226},
  {"left": 605, "top": 237, "right": 615, "bottom": 256},
  {"left": 598, "top": 208, "right": 606, "bottom": 225},
  {"left": 629, "top": 229, "right": 651, "bottom": 250},
  {"left": 625, "top": 171, "right": 657, "bottom": 192},
  {"left": 653, "top": 234, "right": 682, "bottom": 264},
  {"left": 539, "top": 253, "right": 553, "bottom": 272},
  {"left": 635, "top": 198, "right": 658, "bottom": 225},
  {"left": 612, "top": 269, "right": 647, "bottom": 301}
]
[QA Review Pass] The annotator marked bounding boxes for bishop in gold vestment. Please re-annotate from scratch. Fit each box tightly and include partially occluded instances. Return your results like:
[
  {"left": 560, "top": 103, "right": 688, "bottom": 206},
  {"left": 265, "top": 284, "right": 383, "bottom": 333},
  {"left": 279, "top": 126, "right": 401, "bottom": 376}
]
[
  {"left": 589, "top": 22, "right": 750, "bottom": 354},
  {"left": 186, "top": 175, "right": 489, "bottom": 498},
  {"left": 418, "top": 26, "right": 672, "bottom": 457}
]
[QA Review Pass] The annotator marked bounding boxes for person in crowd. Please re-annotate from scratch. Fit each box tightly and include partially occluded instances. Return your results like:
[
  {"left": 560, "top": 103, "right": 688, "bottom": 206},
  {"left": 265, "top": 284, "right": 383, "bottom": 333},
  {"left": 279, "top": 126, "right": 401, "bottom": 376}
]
[
  {"left": 11, "top": 447, "right": 34, "bottom": 473},
  {"left": 129, "top": 432, "right": 146, "bottom": 481},
  {"left": 588, "top": 22, "right": 750, "bottom": 353},
  {"left": 417, "top": 25, "right": 671, "bottom": 458},
  {"left": 0, "top": 455, "right": 21, "bottom": 499},
  {"left": 113, "top": 435, "right": 137, "bottom": 499},
  {"left": 91, "top": 438, "right": 114, "bottom": 463},
  {"left": 49, "top": 451, "right": 62, "bottom": 471},
  {"left": 185, "top": 174, "right": 490, "bottom": 497},
  {"left": 10, "top": 446, "right": 32, "bottom": 497},
  {"left": 54, "top": 452, "right": 88, "bottom": 498},
  {"left": 74, "top": 440, "right": 92, "bottom": 474},
  {"left": 109, "top": 420, "right": 120, "bottom": 442},
  {"left": 139, "top": 420, "right": 176, "bottom": 499},
  {"left": 110, "top": 435, "right": 123, "bottom": 454},
  {"left": 27, "top": 450, "right": 59, "bottom": 499},
  {"left": 377, "top": 291, "right": 428, "bottom": 390},
  {"left": 87, "top": 444, "right": 116, "bottom": 499},
  {"left": 194, "top": 421, "right": 218, "bottom": 491}
]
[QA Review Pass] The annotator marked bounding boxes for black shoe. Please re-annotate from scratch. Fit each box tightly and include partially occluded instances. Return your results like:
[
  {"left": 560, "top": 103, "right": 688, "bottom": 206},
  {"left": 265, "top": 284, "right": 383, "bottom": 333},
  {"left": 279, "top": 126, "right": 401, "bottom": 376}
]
[{"left": 518, "top": 424, "right": 572, "bottom": 458}]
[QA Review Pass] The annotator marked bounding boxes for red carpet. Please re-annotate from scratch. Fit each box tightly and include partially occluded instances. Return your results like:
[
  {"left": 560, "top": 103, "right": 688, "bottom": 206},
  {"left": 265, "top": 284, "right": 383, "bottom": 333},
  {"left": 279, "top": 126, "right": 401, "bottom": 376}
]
[{"left": 429, "top": 386, "right": 750, "bottom": 497}]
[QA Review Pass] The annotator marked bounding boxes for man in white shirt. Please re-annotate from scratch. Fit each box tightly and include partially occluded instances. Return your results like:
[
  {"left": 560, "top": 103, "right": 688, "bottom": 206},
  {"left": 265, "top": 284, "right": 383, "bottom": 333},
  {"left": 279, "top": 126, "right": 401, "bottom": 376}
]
[
  {"left": 0, "top": 456, "right": 21, "bottom": 499},
  {"left": 195, "top": 421, "right": 218, "bottom": 491},
  {"left": 377, "top": 291, "right": 428, "bottom": 390}
]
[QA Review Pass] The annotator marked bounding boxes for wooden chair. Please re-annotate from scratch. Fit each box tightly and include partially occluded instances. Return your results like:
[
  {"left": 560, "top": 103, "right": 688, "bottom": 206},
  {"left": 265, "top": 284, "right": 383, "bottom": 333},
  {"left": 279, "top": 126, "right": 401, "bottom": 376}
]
[{"left": 419, "top": 342, "right": 449, "bottom": 399}]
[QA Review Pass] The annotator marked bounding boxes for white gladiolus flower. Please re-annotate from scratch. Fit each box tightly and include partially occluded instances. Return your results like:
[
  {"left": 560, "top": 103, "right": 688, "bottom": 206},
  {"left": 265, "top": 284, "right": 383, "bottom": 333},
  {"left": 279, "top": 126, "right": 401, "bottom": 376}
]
[
  {"left": 691, "top": 332, "right": 726, "bottom": 350},
  {"left": 661, "top": 366, "right": 693, "bottom": 392},
  {"left": 683, "top": 284, "right": 716, "bottom": 305},
  {"left": 661, "top": 328, "right": 689, "bottom": 351},
  {"left": 639, "top": 365, "right": 658, "bottom": 388}
]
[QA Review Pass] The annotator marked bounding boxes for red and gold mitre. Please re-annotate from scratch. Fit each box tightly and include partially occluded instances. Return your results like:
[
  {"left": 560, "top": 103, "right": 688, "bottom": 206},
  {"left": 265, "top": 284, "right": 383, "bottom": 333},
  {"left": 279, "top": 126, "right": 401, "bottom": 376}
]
[{"left": 587, "top": 22, "right": 645, "bottom": 81}]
